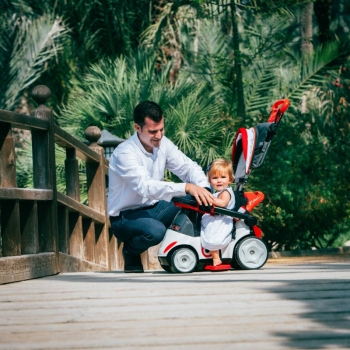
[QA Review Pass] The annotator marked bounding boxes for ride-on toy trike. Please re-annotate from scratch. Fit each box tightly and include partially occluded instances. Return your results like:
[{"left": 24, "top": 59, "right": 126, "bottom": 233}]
[{"left": 158, "top": 99, "right": 290, "bottom": 273}]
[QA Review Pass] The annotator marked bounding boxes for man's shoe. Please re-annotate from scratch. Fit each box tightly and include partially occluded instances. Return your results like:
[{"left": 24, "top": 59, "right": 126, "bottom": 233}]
[{"left": 122, "top": 248, "right": 144, "bottom": 273}]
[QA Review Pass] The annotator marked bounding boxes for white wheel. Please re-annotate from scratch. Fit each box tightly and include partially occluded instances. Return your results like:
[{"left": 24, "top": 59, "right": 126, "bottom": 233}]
[
  {"left": 234, "top": 236, "right": 268, "bottom": 270},
  {"left": 171, "top": 248, "right": 198, "bottom": 273}
]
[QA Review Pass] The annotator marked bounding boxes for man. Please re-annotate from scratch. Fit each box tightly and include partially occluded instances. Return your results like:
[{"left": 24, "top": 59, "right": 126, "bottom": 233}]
[{"left": 108, "top": 101, "right": 214, "bottom": 273}]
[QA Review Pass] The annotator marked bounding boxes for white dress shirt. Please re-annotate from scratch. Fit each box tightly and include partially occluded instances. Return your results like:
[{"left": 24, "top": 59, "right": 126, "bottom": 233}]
[{"left": 107, "top": 132, "right": 210, "bottom": 216}]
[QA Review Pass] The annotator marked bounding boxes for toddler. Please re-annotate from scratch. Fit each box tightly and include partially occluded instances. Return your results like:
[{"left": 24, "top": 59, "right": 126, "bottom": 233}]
[{"left": 200, "top": 158, "right": 235, "bottom": 266}]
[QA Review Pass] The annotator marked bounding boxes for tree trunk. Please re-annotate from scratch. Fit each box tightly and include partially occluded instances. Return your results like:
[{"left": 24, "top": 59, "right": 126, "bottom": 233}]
[
  {"left": 301, "top": 2, "right": 314, "bottom": 56},
  {"left": 314, "top": 0, "right": 333, "bottom": 44},
  {"left": 231, "top": 0, "right": 245, "bottom": 121}
]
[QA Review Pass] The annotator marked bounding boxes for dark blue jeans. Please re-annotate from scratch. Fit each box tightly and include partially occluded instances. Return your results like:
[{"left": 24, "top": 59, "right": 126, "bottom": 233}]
[{"left": 110, "top": 201, "right": 180, "bottom": 256}]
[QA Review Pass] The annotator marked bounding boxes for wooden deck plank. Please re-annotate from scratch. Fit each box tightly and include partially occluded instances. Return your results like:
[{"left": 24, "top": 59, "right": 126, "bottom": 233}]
[{"left": 0, "top": 259, "right": 349, "bottom": 349}]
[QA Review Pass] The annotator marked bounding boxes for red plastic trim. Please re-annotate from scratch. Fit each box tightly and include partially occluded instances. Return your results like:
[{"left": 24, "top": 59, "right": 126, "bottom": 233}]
[
  {"left": 201, "top": 247, "right": 212, "bottom": 258},
  {"left": 253, "top": 225, "right": 263, "bottom": 239},
  {"left": 163, "top": 241, "right": 177, "bottom": 254},
  {"left": 173, "top": 202, "right": 215, "bottom": 216},
  {"left": 245, "top": 191, "right": 265, "bottom": 212},
  {"left": 241, "top": 128, "right": 248, "bottom": 161}
]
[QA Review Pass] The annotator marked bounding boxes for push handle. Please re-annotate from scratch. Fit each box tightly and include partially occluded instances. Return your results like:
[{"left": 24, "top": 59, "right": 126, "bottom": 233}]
[{"left": 267, "top": 99, "right": 290, "bottom": 123}]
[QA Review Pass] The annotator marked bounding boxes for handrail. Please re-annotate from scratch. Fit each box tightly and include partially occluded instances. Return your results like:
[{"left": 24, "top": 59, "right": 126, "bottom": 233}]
[
  {"left": 57, "top": 192, "right": 105, "bottom": 224},
  {"left": 0, "top": 109, "right": 49, "bottom": 130},
  {"left": 0, "top": 188, "right": 53, "bottom": 200},
  {"left": 0, "top": 85, "right": 120, "bottom": 284},
  {"left": 54, "top": 125, "right": 101, "bottom": 163}
]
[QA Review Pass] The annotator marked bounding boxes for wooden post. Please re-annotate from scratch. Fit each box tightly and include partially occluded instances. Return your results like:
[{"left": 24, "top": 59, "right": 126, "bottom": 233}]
[
  {"left": 82, "top": 218, "right": 95, "bottom": 262},
  {"left": 63, "top": 147, "right": 84, "bottom": 257},
  {"left": 68, "top": 212, "right": 83, "bottom": 259},
  {"left": 57, "top": 206, "right": 69, "bottom": 254},
  {"left": 31, "top": 86, "right": 59, "bottom": 270},
  {"left": 0, "top": 122, "right": 21, "bottom": 256},
  {"left": 84, "top": 126, "right": 109, "bottom": 268},
  {"left": 65, "top": 148, "right": 80, "bottom": 201},
  {"left": 20, "top": 201, "right": 39, "bottom": 254}
]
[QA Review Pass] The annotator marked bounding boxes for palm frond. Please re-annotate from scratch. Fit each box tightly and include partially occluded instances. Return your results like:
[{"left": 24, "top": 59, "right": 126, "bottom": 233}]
[
  {"left": 141, "top": 2, "right": 174, "bottom": 48},
  {"left": 281, "top": 41, "right": 350, "bottom": 103},
  {"left": 243, "top": 60, "right": 277, "bottom": 116},
  {"left": 182, "top": 19, "right": 231, "bottom": 87},
  {"left": 165, "top": 86, "right": 225, "bottom": 165},
  {"left": 4, "top": 14, "right": 68, "bottom": 110}
]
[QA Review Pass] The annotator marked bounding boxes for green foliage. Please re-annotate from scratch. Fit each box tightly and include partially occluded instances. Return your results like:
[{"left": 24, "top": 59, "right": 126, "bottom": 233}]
[
  {"left": 2, "top": 0, "right": 350, "bottom": 252},
  {"left": 16, "top": 139, "right": 88, "bottom": 203},
  {"left": 0, "top": 12, "right": 68, "bottom": 110},
  {"left": 1, "top": 0, "right": 155, "bottom": 112},
  {"left": 59, "top": 51, "right": 229, "bottom": 173},
  {"left": 248, "top": 105, "right": 350, "bottom": 250},
  {"left": 58, "top": 1, "right": 350, "bottom": 251}
]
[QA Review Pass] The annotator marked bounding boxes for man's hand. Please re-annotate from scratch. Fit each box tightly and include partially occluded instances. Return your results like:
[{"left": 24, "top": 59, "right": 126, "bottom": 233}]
[{"left": 185, "top": 184, "right": 214, "bottom": 206}]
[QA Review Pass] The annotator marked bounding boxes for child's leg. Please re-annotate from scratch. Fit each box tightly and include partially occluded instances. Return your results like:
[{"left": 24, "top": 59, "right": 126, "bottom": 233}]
[{"left": 211, "top": 250, "right": 222, "bottom": 266}]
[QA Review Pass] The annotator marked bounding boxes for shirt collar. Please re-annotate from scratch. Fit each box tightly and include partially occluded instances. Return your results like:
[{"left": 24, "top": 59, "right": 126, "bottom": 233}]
[{"left": 131, "top": 131, "right": 159, "bottom": 156}]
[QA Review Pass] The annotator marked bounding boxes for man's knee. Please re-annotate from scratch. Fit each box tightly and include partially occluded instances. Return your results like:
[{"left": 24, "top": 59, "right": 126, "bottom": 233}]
[
  {"left": 116, "top": 216, "right": 166, "bottom": 246},
  {"left": 143, "top": 220, "right": 167, "bottom": 245}
]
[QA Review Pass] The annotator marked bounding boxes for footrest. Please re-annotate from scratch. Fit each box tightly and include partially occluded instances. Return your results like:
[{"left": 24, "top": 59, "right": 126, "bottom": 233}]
[{"left": 204, "top": 264, "right": 232, "bottom": 271}]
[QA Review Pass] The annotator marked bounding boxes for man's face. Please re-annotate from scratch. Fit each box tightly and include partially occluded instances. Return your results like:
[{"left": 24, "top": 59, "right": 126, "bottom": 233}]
[{"left": 135, "top": 117, "right": 164, "bottom": 153}]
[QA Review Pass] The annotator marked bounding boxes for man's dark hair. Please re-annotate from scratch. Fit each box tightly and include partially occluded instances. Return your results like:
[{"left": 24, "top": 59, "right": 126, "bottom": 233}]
[{"left": 133, "top": 101, "right": 163, "bottom": 128}]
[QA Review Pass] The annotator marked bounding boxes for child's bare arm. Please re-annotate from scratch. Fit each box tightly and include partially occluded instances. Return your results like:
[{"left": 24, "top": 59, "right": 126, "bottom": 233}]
[{"left": 213, "top": 190, "right": 231, "bottom": 207}]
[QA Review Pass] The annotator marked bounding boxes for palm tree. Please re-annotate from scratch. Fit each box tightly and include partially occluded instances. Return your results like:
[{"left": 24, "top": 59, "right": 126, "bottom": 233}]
[
  {"left": 9, "top": 0, "right": 347, "bottom": 250},
  {"left": 59, "top": 50, "right": 228, "bottom": 171}
]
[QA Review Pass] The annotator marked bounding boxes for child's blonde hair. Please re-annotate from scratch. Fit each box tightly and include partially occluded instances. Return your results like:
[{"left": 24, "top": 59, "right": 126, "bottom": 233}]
[{"left": 207, "top": 158, "right": 234, "bottom": 183}]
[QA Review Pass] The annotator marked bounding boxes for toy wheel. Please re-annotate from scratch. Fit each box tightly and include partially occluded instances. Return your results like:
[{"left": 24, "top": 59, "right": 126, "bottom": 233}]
[
  {"left": 171, "top": 247, "right": 198, "bottom": 273},
  {"left": 234, "top": 236, "right": 268, "bottom": 270},
  {"left": 231, "top": 257, "right": 242, "bottom": 270},
  {"left": 160, "top": 265, "right": 172, "bottom": 273}
]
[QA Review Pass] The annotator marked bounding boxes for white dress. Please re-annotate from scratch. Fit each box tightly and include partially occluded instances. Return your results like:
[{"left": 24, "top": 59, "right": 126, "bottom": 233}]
[{"left": 200, "top": 187, "right": 235, "bottom": 251}]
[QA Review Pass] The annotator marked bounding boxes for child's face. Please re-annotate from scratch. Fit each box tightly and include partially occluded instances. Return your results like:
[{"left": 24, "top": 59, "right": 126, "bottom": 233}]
[{"left": 209, "top": 172, "right": 231, "bottom": 191}]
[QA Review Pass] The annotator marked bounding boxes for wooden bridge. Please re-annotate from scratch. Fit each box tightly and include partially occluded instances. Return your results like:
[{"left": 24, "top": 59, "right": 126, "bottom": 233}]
[
  {"left": 1, "top": 85, "right": 350, "bottom": 349},
  {"left": 0, "top": 85, "right": 158, "bottom": 285}
]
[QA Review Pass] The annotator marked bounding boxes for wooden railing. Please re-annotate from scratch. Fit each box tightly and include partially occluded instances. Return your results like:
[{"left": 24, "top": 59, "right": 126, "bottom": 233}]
[{"left": 0, "top": 85, "right": 160, "bottom": 284}]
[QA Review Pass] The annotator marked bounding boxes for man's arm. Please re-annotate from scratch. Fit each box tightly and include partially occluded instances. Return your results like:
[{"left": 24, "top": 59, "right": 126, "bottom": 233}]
[
  {"left": 110, "top": 150, "right": 186, "bottom": 202},
  {"left": 164, "top": 138, "right": 214, "bottom": 206}
]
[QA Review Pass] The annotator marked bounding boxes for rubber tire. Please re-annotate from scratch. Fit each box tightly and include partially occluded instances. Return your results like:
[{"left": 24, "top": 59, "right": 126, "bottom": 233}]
[
  {"left": 160, "top": 265, "right": 172, "bottom": 273},
  {"left": 231, "top": 257, "right": 243, "bottom": 270},
  {"left": 171, "top": 247, "right": 198, "bottom": 273},
  {"left": 234, "top": 236, "right": 268, "bottom": 270}
]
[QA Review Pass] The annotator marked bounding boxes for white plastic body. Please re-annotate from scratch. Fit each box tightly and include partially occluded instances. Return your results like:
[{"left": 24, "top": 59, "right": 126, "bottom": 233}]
[{"left": 158, "top": 219, "right": 251, "bottom": 260}]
